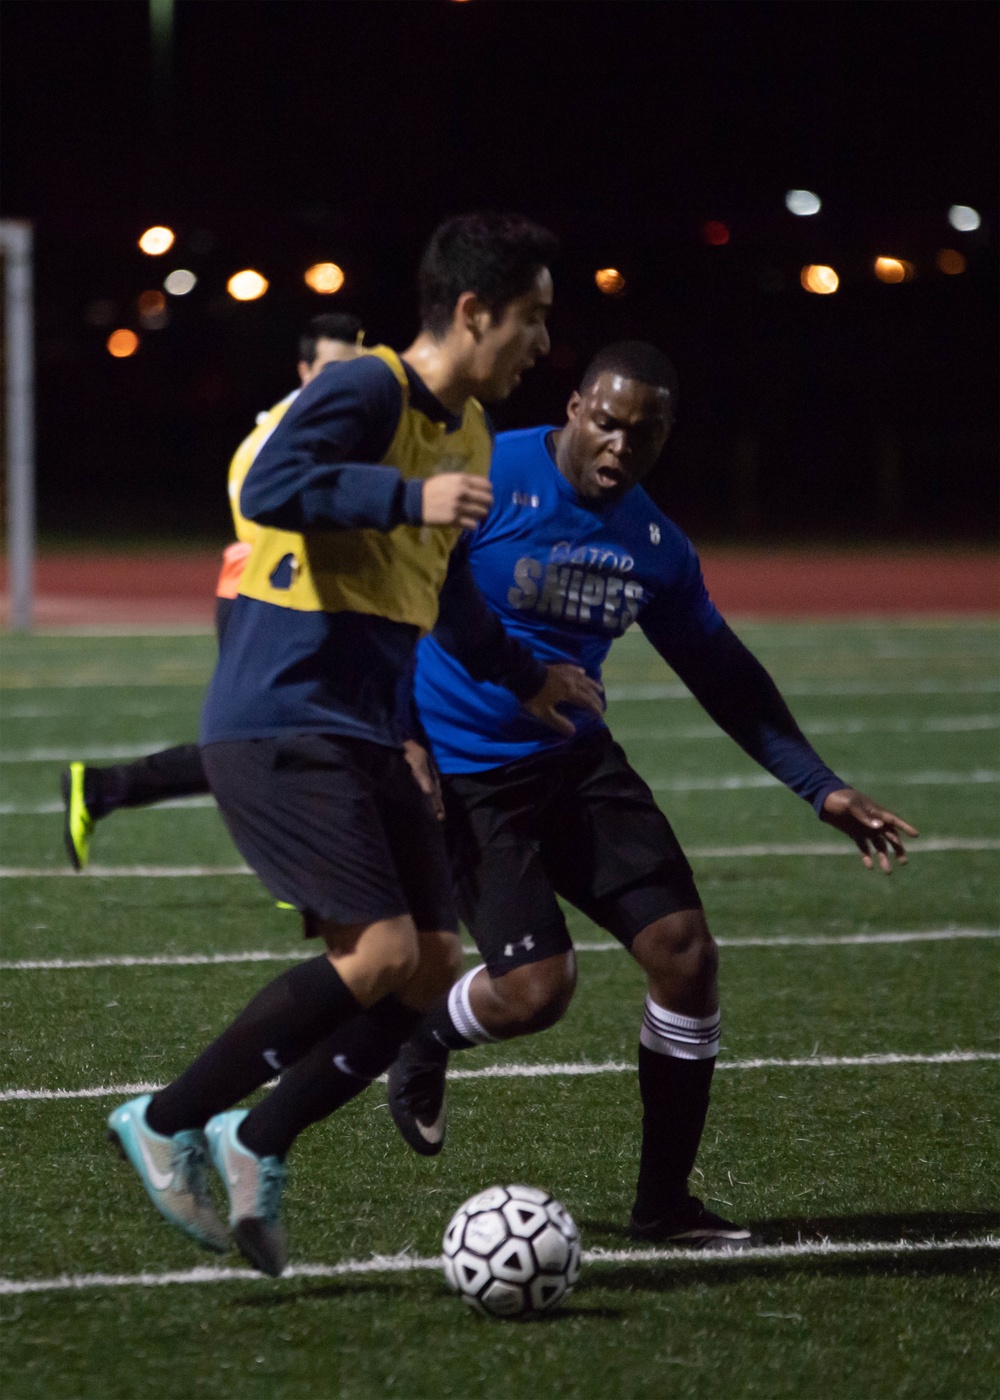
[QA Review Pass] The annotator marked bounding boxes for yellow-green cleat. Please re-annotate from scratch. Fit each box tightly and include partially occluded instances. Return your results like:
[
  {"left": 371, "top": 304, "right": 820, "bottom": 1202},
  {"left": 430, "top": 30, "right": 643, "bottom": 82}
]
[{"left": 60, "top": 762, "right": 94, "bottom": 871}]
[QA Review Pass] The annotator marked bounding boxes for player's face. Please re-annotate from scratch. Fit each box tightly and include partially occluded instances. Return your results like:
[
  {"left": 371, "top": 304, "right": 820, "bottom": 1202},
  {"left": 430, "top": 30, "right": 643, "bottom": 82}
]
[
  {"left": 473, "top": 267, "right": 553, "bottom": 402},
  {"left": 297, "top": 336, "right": 360, "bottom": 385},
  {"left": 560, "top": 373, "right": 673, "bottom": 502}
]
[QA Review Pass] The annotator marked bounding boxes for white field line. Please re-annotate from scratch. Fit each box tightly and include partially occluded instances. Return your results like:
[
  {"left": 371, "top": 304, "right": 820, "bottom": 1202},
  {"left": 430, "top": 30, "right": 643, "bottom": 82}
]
[
  {"left": 7, "top": 770, "right": 1000, "bottom": 815},
  {"left": 2, "top": 1050, "right": 996, "bottom": 1104},
  {"left": 3, "top": 836, "right": 997, "bottom": 879},
  {"left": 604, "top": 680, "right": 1000, "bottom": 702},
  {"left": 3, "top": 676, "right": 998, "bottom": 695},
  {"left": 0, "top": 797, "right": 216, "bottom": 815},
  {"left": 1, "top": 1234, "right": 997, "bottom": 1296},
  {"left": 2, "top": 928, "right": 996, "bottom": 973},
  {"left": 0, "top": 743, "right": 178, "bottom": 764},
  {"left": 647, "top": 770, "right": 1000, "bottom": 793},
  {"left": 614, "top": 715, "right": 1000, "bottom": 740}
]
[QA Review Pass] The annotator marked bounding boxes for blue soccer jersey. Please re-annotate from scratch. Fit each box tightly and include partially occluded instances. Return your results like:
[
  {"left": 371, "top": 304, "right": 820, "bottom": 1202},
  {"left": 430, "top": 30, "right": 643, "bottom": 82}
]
[{"left": 416, "top": 425, "right": 725, "bottom": 772}]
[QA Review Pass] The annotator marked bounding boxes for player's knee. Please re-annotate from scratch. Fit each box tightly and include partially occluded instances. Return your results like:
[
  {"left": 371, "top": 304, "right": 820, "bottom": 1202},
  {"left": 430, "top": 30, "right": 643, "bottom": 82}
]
[
  {"left": 633, "top": 909, "right": 718, "bottom": 992},
  {"left": 494, "top": 953, "right": 577, "bottom": 1033}
]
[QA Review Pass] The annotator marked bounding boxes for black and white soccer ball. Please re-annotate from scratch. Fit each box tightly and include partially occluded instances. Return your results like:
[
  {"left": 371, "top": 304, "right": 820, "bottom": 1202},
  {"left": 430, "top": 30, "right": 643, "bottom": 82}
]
[{"left": 442, "top": 1184, "right": 581, "bottom": 1318}]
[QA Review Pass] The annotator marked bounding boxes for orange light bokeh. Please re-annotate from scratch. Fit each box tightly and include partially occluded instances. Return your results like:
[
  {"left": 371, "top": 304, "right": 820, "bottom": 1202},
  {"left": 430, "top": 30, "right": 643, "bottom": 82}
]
[
  {"left": 594, "top": 268, "right": 626, "bottom": 295},
  {"left": 874, "top": 257, "right": 915, "bottom": 284},
  {"left": 702, "top": 221, "right": 730, "bottom": 246},
  {"left": 227, "top": 270, "right": 269, "bottom": 301},
  {"left": 137, "top": 290, "right": 167, "bottom": 315},
  {"left": 936, "top": 248, "right": 966, "bottom": 275},
  {"left": 107, "top": 329, "right": 140, "bottom": 358},
  {"left": 304, "top": 262, "right": 346, "bottom": 294},
  {"left": 138, "top": 226, "right": 175, "bottom": 256},
  {"left": 800, "top": 264, "right": 839, "bottom": 295}
]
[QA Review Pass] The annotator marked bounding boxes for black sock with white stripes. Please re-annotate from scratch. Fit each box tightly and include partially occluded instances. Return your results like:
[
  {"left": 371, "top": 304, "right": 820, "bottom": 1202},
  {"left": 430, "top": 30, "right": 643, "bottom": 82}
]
[
  {"left": 238, "top": 996, "right": 423, "bottom": 1159},
  {"left": 410, "top": 965, "right": 496, "bottom": 1054},
  {"left": 632, "top": 997, "right": 720, "bottom": 1221},
  {"left": 146, "top": 956, "right": 360, "bottom": 1136}
]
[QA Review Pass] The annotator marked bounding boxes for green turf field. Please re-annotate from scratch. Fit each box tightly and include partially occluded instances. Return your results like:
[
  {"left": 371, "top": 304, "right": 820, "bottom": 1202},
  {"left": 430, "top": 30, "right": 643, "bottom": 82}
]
[{"left": 1, "top": 620, "right": 998, "bottom": 1400}]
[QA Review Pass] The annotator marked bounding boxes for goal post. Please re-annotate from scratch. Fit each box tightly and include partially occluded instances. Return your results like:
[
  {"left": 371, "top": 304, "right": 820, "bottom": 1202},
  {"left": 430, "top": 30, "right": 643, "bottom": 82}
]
[{"left": 1, "top": 219, "right": 36, "bottom": 632}]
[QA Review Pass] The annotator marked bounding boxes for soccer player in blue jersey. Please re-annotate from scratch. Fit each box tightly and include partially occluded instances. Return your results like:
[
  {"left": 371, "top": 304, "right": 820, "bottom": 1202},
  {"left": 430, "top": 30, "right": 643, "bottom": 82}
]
[
  {"left": 107, "top": 214, "right": 602, "bottom": 1276},
  {"left": 382, "top": 340, "right": 918, "bottom": 1248}
]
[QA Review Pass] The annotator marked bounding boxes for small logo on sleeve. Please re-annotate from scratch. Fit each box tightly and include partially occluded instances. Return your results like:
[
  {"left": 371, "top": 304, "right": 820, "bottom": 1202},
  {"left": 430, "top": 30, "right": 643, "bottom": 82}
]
[{"left": 649, "top": 523, "right": 661, "bottom": 544}]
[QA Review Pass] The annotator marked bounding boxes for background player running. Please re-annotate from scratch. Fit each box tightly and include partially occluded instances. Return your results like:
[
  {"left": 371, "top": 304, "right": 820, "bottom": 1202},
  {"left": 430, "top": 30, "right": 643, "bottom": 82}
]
[
  {"left": 106, "top": 213, "right": 602, "bottom": 1277},
  {"left": 381, "top": 340, "right": 918, "bottom": 1248},
  {"left": 60, "top": 313, "right": 366, "bottom": 870}
]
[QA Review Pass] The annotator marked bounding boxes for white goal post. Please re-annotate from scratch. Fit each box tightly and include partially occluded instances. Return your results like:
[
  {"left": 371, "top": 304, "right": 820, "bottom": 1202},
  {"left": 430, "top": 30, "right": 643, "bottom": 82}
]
[{"left": 1, "top": 219, "right": 36, "bottom": 632}]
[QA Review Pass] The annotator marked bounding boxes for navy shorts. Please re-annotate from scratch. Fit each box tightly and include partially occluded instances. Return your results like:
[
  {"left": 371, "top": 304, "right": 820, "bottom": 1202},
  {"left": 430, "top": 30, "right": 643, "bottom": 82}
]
[
  {"left": 442, "top": 728, "right": 701, "bottom": 975},
  {"left": 202, "top": 734, "right": 457, "bottom": 934}
]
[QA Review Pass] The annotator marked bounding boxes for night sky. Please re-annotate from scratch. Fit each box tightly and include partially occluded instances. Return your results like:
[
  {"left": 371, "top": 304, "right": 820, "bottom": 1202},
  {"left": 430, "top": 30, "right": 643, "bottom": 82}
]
[{"left": 3, "top": 1, "right": 996, "bottom": 541}]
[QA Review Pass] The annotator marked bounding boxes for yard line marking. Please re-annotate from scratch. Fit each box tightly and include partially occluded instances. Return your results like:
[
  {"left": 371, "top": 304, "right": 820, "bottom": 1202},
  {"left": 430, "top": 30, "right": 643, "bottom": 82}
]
[
  {"left": 6, "top": 769, "right": 999, "bottom": 813},
  {"left": 3, "top": 928, "right": 996, "bottom": 971},
  {"left": 648, "top": 770, "right": 1000, "bottom": 792},
  {"left": 3, "top": 1050, "right": 996, "bottom": 1103},
  {"left": 0, "top": 743, "right": 178, "bottom": 764},
  {"left": 604, "top": 680, "right": 1000, "bottom": 702},
  {"left": 4, "top": 676, "right": 998, "bottom": 696},
  {"left": 1, "top": 1235, "right": 996, "bottom": 1295},
  {"left": 3, "top": 836, "right": 996, "bottom": 879},
  {"left": 614, "top": 715, "right": 1000, "bottom": 741},
  {"left": 0, "top": 797, "right": 216, "bottom": 815},
  {"left": 1, "top": 678, "right": 206, "bottom": 691}
]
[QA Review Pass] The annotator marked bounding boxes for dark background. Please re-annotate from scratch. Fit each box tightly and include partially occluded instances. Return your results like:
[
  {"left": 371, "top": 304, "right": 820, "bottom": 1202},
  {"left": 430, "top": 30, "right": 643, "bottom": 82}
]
[{"left": 2, "top": 0, "right": 996, "bottom": 544}]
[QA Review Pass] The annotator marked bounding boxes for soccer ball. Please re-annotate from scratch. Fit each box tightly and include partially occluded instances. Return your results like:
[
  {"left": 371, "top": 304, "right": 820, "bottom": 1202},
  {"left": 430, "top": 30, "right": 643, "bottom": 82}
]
[{"left": 442, "top": 1184, "right": 581, "bottom": 1318}]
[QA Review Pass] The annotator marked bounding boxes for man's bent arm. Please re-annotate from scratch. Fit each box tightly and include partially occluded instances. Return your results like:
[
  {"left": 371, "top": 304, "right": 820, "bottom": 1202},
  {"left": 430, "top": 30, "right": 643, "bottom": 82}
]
[
  {"left": 646, "top": 618, "right": 845, "bottom": 812},
  {"left": 240, "top": 355, "right": 425, "bottom": 533}
]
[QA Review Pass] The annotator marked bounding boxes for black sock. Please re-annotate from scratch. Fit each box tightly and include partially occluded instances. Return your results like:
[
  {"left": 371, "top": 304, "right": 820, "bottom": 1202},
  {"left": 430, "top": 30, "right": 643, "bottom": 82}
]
[
  {"left": 85, "top": 745, "right": 209, "bottom": 817},
  {"left": 238, "top": 996, "right": 424, "bottom": 1159},
  {"left": 633, "top": 1045, "right": 715, "bottom": 1218},
  {"left": 147, "top": 956, "right": 360, "bottom": 1135},
  {"left": 410, "top": 966, "right": 493, "bottom": 1054}
]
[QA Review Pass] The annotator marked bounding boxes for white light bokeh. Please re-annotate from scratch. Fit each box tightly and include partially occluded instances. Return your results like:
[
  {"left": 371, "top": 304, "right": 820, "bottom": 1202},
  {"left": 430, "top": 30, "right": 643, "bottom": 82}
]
[
  {"left": 948, "top": 205, "right": 981, "bottom": 232},
  {"left": 785, "top": 190, "right": 821, "bottom": 216},
  {"left": 164, "top": 269, "right": 197, "bottom": 296}
]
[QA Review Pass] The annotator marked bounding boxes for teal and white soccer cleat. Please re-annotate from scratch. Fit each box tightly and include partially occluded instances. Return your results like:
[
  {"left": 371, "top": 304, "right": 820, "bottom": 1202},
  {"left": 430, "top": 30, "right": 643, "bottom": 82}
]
[
  {"left": 107, "top": 1094, "right": 229, "bottom": 1252},
  {"left": 60, "top": 762, "right": 95, "bottom": 871},
  {"left": 205, "top": 1110, "right": 288, "bottom": 1277}
]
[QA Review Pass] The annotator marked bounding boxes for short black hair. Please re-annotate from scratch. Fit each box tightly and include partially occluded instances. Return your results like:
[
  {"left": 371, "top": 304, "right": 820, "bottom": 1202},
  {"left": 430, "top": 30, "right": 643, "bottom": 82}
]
[
  {"left": 418, "top": 212, "right": 558, "bottom": 337},
  {"left": 580, "top": 341, "right": 679, "bottom": 412},
  {"left": 298, "top": 312, "right": 365, "bottom": 364}
]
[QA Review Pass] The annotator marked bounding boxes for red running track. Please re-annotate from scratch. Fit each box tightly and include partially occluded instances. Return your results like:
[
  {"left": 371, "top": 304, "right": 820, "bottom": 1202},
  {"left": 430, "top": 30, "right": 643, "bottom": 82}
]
[{"left": 2, "top": 548, "right": 997, "bottom": 626}]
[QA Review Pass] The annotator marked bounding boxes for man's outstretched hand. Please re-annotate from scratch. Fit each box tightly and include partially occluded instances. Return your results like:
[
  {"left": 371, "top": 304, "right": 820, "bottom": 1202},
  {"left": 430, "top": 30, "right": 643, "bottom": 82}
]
[
  {"left": 523, "top": 664, "right": 605, "bottom": 737},
  {"left": 820, "top": 787, "right": 919, "bottom": 873}
]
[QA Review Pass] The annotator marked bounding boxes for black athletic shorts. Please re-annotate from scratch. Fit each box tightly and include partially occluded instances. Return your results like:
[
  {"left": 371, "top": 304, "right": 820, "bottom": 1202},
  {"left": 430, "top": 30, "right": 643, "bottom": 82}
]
[
  {"left": 442, "top": 728, "right": 701, "bottom": 975},
  {"left": 202, "top": 734, "right": 457, "bottom": 934}
]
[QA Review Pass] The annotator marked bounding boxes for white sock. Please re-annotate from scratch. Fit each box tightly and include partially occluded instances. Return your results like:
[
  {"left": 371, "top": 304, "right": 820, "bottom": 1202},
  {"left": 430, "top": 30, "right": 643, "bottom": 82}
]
[
  {"left": 446, "top": 965, "right": 495, "bottom": 1046},
  {"left": 640, "top": 995, "right": 720, "bottom": 1060}
]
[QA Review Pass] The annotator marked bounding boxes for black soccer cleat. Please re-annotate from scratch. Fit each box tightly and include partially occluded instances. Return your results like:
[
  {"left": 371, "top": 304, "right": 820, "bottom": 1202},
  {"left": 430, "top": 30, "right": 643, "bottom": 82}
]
[
  {"left": 629, "top": 1195, "right": 752, "bottom": 1250},
  {"left": 386, "top": 1037, "right": 449, "bottom": 1157}
]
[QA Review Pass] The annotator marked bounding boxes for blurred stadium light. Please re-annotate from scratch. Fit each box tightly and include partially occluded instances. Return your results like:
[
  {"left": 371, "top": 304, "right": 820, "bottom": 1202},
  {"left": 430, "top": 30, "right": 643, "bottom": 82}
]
[
  {"left": 594, "top": 268, "right": 625, "bottom": 295},
  {"left": 164, "top": 268, "right": 197, "bottom": 295},
  {"left": 107, "top": 329, "right": 140, "bottom": 357},
  {"left": 874, "top": 257, "right": 915, "bottom": 283},
  {"left": 304, "top": 262, "right": 345, "bottom": 294},
  {"left": 0, "top": 220, "right": 35, "bottom": 631},
  {"left": 702, "top": 221, "right": 730, "bottom": 246},
  {"left": 800, "top": 264, "right": 839, "bottom": 294},
  {"left": 138, "top": 226, "right": 175, "bottom": 256},
  {"left": 785, "top": 190, "right": 822, "bottom": 216},
  {"left": 936, "top": 248, "right": 967, "bottom": 275},
  {"left": 227, "top": 269, "right": 268, "bottom": 301},
  {"left": 947, "top": 205, "right": 981, "bottom": 232}
]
